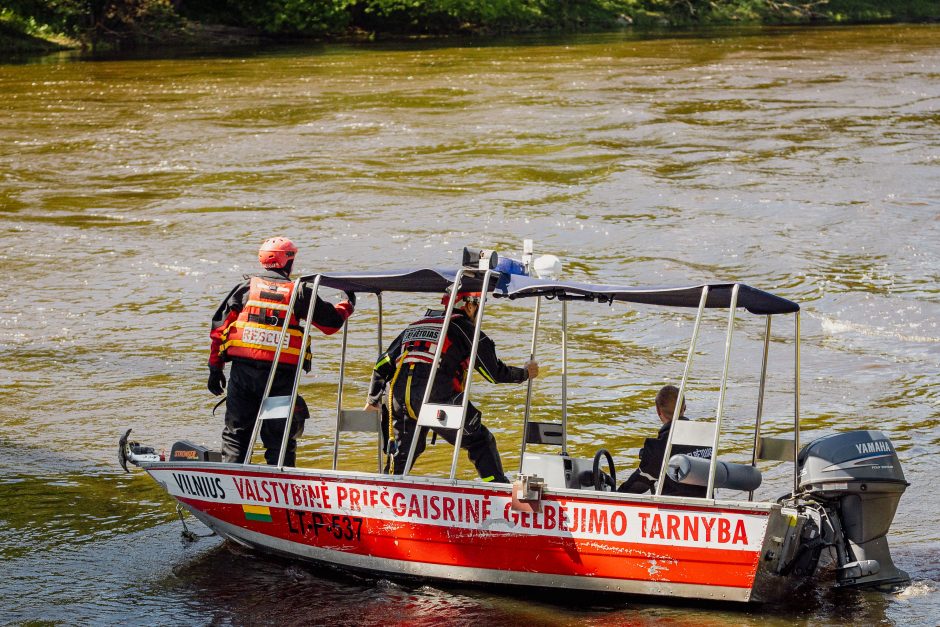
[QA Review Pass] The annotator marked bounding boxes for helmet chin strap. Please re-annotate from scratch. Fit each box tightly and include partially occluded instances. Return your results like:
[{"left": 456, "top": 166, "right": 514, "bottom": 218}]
[{"left": 275, "top": 260, "right": 294, "bottom": 276}]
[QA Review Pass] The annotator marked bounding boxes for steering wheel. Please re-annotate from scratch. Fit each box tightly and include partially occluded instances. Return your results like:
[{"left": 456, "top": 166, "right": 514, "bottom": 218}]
[{"left": 592, "top": 449, "right": 617, "bottom": 491}]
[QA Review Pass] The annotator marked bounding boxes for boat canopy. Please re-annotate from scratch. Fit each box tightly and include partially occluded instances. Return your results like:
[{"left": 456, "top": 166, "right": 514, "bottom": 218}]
[
  {"left": 303, "top": 268, "right": 492, "bottom": 295},
  {"left": 302, "top": 268, "right": 799, "bottom": 315},
  {"left": 494, "top": 275, "right": 799, "bottom": 315}
]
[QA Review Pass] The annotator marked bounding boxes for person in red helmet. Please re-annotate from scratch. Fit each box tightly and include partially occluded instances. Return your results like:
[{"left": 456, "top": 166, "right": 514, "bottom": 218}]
[
  {"left": 366, "top": 289, "right": 538, "bottom": 483},
  {"left": 208, "top": 237, "right": 355, "bottom": 466}
]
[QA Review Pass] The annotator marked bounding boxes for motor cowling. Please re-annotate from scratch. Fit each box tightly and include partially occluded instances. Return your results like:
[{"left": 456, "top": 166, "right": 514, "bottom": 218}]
[
  {"left": 799, "top": 430, "right": 905, "bottom": 486},
  {"left": 796, "top": 430, "right": 909, "bottom": 590}
]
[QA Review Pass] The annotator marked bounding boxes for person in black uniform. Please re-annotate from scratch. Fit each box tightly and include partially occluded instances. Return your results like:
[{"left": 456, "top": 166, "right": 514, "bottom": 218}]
[
  {"left": 617, "top": 384, "right": 712, "bottom": 497},
  {"left": 366, "top": 290, "right": 538, "bottom": 483},
  {"left": 207, "top": 237, "right": 355, "bottom": 466}
]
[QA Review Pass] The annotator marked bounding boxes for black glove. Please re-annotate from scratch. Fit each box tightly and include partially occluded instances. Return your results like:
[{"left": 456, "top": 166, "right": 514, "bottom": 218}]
[
  {"left": 344, "top": 290, "right": 356, "bottom": 307},
  {"left": 207, "top": 366, "right": 226, "bottom": 396}
]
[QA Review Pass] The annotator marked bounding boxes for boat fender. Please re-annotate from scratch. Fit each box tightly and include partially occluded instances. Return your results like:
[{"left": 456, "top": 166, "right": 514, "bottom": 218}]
[{"left": 667, "top": 455, "right": 762, "bottom": 492}]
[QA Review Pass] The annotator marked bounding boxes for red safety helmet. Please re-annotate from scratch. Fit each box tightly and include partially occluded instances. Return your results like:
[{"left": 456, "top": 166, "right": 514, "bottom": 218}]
[
  {"left": 441, "top": 290, "right": 481, "bottom": 308},
  {"left": 258, "top": 237, "right": 297, "bottom": 270}
]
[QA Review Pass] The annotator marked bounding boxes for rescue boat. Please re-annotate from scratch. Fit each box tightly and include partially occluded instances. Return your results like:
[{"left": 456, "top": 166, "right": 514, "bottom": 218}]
[{"left": 120, "top": 244, "right": 910, "bottom": 603}]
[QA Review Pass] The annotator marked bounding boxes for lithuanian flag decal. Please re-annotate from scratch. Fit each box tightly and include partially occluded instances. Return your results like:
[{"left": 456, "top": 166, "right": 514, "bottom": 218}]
[{"left": 242, "top": 504, "right": 273, "bottom": 522}]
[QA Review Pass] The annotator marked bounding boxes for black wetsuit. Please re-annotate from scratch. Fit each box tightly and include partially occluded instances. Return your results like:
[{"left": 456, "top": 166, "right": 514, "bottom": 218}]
[{"left": 368, "top": 309, "right": 528, "bottom": 483}]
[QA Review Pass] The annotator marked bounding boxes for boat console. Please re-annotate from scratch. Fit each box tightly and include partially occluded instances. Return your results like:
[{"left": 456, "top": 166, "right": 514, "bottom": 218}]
[{"left": 519, "top": 452, "right": 599, "bottom": 490}]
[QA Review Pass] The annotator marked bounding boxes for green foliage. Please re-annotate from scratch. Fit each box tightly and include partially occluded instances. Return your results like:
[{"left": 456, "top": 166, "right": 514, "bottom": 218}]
[
  {"left": 355, "top": 0, "right": 637, "bottom": 33},
  {"left": 357, "top": 0, "right": 537, "bottom": 32},
  {"left": 3, "top": 0, "right": 938, "bottom": 51},
  {"left": 221, "top": 0, "right": 354, "bottom": 35},
  {"left": 0, "top": 12, "right": 68, "bottom": 51},
  {"left": 823, "top": 0, "right": 939, "bottom": 21},
  {"left": 3, "top": 0, "right": 81, "bottom": 34},
  {"left": 2, "top": 0, "right": 183, "bottom": 49}
]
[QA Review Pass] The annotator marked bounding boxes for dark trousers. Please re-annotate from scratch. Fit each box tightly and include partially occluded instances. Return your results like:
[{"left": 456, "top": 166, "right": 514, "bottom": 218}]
[
  {"left": 221, "top": 360, "right": 307, "bottom": 466},
  {"left": 389, "top": 373, "right": 508, "bottom": 483}
]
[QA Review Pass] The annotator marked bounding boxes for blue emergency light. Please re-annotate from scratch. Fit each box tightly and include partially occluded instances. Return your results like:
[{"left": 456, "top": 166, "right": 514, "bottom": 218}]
[{"left": 495, "top": 256, "right": 527, "bottom": 277}]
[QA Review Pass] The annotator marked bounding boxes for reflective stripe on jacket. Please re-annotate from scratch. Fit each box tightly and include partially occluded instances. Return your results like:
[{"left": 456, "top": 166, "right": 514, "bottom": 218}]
[{"left": 399, "top": 313, "right": 451, "bottom": 366}]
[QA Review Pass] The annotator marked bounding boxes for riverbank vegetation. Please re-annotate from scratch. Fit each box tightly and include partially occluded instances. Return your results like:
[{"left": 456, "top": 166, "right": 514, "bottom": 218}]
[{"left": 2, "top": 0, "right": 937, "bottom": 53}]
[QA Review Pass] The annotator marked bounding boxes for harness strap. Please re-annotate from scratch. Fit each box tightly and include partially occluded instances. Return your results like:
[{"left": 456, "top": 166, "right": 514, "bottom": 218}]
[
  {"left": 384, "top": 351, "right": 409, "bottom": 471},
  {"left": 404, "top": 364, "right": 417, "bottom": 420},
  {"left": 212, "top": 397, "right": 226, "bottom": 416}
]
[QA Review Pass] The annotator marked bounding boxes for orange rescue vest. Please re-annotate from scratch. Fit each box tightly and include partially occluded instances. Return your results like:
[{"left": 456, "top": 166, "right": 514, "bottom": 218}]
[{"left": 220, "top": 276, "right": 312, "bottom": 366}]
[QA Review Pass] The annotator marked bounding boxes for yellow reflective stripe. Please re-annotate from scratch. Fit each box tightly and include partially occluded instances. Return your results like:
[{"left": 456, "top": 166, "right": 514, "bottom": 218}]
[
  {"left": 229, "top": 320, "right": 304, "bottom": 337},
  {"left": 221, "top": 340, "right": 302, "bottom": 356},
  {"left": 477, "top": 365, "right": 496, "bottom": 384},
  {"left": 404, "top": 368, "right": 418, "bottom": 420},
  {"left": 245, "top": 299, "right": 291, "bottom": 311},
  {"left": 481, "top": 475, "right": 495, "bottom": 482},
  {"left": 375, "top": 353, "right": 391, "bottom": 371},
  {"left": 386, "top": 351, "right": 409, "bottom": 445}
]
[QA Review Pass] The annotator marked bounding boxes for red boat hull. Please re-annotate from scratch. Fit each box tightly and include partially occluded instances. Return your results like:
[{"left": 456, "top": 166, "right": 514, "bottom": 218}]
[{"left": 148, "top": 463, "right": 788, "bottom": 602}]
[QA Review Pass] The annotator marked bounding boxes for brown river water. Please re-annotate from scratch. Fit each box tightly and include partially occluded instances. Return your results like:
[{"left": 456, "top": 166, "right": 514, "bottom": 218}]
[{"left": 1, "top": 23, "right": 938, "bottom": 626}]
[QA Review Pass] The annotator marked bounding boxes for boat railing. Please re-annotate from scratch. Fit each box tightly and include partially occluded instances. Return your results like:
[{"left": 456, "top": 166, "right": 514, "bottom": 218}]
[
  {"left": 505, "top": 269, "right": 803, "bottom": 503},
  {"left": 244, "top": 274, "right": 323, "bottom": 467},
  {"left": 237, "top": 245, "right": 804, "bottom": 504}
]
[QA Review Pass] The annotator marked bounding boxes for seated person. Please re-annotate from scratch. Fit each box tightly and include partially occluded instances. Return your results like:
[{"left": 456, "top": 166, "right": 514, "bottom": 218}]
[{"left": 618, "top": 384, "right": 712, "bottom": 498}]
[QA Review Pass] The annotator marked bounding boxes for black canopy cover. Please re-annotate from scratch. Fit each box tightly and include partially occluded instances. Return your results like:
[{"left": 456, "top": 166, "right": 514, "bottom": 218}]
[{"left": 303, "top": 268, "right": 799, "bottom": 315}]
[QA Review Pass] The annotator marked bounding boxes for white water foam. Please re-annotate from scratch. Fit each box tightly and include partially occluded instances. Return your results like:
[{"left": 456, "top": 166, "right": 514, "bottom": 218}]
[{"left": 820, "top": 316, "right": 940, "bottom": 344}]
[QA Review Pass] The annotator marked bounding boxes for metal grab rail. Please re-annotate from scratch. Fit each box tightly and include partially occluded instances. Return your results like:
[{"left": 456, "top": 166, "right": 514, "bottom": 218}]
[
  {"left": 793, "top": 310, "right": 801, "bottom": 495},
  {"left": 561, "top": 300, "right": 569, "bottom": 457},
  {"left": 331, "top": 318, "right": 350, "bottom": 470},
  {"left": 402, "top": 269, "right": 467, "bottom": 477},
  {"left": 449, "top": 268, "right": 496, "bottom": 480},
  {"left": 243, "top": 275, "right": 305, "bottom": 464},
  {"left": 276, "top": 275, "right": 323, "bottom": 468},
  {"left": 518, "top": 296, "right": 542, "bottom": 473},
  {"left": 749, "top": 316, "right": 772, "bottom": 501},
  {"left": 706, "top": 283, "right": 740, "bottom": 497},
  {"left": 656, "top": 286, "right": 709, "bottom": 495},
  {"left": 330, "top": 291, "right": 388, "bottom": 474}
]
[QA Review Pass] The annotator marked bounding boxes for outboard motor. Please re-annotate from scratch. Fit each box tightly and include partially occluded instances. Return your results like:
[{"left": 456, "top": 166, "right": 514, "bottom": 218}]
[{"left": 795, "top": 430, "right": 909, "bottom": 590}]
